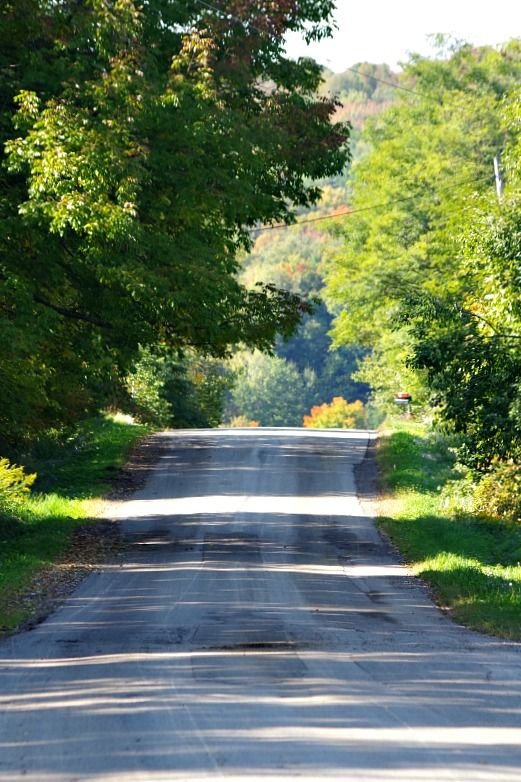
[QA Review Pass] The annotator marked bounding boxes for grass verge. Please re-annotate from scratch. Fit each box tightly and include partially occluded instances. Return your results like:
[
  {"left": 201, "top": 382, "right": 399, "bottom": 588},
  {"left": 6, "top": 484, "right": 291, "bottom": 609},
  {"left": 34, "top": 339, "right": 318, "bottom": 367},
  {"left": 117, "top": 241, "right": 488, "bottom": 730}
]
[
  {"left": 378, "top": 420, "right": 521, "bottom": 640},
  {"left": 0, "top": 414, "right": 151, "bottom": 633}
]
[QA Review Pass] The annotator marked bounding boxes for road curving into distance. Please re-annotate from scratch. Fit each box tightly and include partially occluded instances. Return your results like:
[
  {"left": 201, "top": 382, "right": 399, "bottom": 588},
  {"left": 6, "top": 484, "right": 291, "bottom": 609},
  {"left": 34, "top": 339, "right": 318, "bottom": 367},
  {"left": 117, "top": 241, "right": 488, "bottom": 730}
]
[{"left": 1, "top": 427, "right": 521, "bottom": 781}]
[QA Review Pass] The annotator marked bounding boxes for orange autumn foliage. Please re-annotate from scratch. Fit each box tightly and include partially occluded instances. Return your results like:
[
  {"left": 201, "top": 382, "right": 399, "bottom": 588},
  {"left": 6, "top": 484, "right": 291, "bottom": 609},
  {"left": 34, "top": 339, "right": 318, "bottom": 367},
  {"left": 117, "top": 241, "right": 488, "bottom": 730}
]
[{"left": 303, "top": 397, "right": 367, "bottom": 429}]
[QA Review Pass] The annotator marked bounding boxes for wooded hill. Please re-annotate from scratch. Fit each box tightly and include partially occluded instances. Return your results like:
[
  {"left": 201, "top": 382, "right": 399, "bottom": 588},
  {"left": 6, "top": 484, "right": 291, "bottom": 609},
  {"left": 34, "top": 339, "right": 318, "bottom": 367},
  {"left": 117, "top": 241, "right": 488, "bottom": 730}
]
[{"left": 225, "top": 62, "right": 398, "bottom": 426}]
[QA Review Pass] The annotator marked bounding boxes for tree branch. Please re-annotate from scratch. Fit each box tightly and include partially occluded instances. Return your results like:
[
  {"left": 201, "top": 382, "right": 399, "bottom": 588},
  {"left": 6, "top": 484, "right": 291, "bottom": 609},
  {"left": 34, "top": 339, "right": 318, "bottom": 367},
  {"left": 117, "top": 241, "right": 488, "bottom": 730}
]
[
  {"left": 469, "top": 310, "right": 521, "bottom": 340},
  {"left": 34, "top": 294, "right": 113, "bottom": 330}
]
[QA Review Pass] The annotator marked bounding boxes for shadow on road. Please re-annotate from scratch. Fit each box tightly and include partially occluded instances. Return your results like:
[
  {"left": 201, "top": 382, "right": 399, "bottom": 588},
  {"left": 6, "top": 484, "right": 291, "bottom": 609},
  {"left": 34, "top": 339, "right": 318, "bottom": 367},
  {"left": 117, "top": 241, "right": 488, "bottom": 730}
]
[{"left": 1, "top": 430, "right": 521, "bottom": 780}]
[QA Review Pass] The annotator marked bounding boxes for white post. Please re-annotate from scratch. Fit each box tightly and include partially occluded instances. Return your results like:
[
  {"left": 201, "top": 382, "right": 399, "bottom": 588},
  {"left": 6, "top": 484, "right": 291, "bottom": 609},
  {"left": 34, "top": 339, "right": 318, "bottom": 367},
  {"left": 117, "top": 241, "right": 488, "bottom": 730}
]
[{"left": 494, "top": 156, "right": 504, "bottom": 202}]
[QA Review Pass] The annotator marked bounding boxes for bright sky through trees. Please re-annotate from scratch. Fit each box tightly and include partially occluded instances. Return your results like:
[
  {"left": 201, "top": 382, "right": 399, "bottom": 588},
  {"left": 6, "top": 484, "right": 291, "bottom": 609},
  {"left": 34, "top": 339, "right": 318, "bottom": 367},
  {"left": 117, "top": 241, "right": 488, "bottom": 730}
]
[{"left": 285, "top": 0, "right": 521, "bottom": 70}]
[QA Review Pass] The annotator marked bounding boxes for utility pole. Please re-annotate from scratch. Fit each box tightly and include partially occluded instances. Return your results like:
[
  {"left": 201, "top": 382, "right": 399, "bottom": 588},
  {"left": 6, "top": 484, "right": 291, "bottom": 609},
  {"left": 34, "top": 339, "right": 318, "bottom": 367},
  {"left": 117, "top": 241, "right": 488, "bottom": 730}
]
[{"left": 494, "top": 155, "right": 504, "bottom": 202}]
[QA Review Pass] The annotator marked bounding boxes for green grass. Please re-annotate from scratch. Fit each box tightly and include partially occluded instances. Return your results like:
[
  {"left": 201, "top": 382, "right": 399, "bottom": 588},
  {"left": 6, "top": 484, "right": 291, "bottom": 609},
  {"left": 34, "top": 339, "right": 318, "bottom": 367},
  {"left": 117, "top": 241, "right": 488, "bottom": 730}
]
[
  {"left": 378, "top": 420, "right": 521, "bottom": 639},
  {"left": 0, "top": 414, "right": 151, "bottom": 633}
]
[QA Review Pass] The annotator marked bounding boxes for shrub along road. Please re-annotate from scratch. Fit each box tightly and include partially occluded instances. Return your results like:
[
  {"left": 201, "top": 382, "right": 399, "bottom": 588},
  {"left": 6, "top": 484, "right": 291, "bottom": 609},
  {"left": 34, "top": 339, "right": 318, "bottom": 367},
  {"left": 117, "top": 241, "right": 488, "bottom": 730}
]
[{"left": 1, "top": 428, "right": 521, "bottom": 780}]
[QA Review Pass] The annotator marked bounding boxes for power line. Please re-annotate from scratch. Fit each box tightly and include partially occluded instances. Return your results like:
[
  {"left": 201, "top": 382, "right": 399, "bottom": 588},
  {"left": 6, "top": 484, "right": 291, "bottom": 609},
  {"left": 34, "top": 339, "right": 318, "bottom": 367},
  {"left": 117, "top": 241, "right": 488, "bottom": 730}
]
[
  {"left": 251, "top": 173, "right": 495, "bottom": 233},
  {"left": 342, "top": 39, "right": 520, "bottom": 102},
  {"left": 189, "top": 1, "right": 506, "bottom": 235},
  {"left": 340, "top": 66, "right": 423, "bottom": 99},
  {"left": 342, "top": 42, "right": 519, "bottom": 103}
]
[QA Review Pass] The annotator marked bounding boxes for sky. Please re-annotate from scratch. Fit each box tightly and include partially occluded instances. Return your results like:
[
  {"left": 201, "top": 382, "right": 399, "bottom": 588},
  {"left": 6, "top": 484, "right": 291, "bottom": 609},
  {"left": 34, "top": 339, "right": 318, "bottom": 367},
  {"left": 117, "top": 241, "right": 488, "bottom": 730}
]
[{"left": 284, "top": 0, "right": 521, "bottom": 72}]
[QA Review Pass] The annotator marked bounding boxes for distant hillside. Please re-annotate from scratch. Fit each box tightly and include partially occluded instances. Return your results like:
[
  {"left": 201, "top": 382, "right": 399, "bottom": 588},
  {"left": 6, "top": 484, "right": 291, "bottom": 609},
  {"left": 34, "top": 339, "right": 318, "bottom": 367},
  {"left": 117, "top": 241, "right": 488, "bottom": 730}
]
[
  {"left": 321, "top": 62, "right": 398, "bottom": 128},
  {"left": 228, "top": 63, "right": 400, "bottom": 425}
]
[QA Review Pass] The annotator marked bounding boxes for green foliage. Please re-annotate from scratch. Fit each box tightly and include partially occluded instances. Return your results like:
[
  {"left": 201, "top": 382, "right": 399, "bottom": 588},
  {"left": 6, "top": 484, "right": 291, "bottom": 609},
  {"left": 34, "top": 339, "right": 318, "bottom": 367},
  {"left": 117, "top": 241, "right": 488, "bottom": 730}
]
[
  {"left": 303, "top": 396, "right": 367, "bottom": 428},
  {"left": 400, "top": 107, "right": 521, "bottom": 466},
  {"left": 126, "top": 348, "right": 233, "bottom": 429},
  {"left": 0, "top": 0, "right": 349, "bottom": 449},
  {"left": 326, "top": 39, "right": 521, "bottom": 466},
  {"left": 0, "top": 458, "right": 36, "bottom": 509},
  {"left": 328, "top": 41, "right": 521, "bottom": 347},
  {"left": 225, "top": 351, "right": 314, "bottom": 427},
  {"left": 403, "top": 291, "right": 521, "bottom": 467},
  {"left": 378, "top": 423, "right": 521, "bottom": 639},
  {"left": 184, "top": 356, "right": 234, "bottom": 429},
  {"left": 473, "top": 463, "right": 521, "bottom": 522},
  {"left": 126, "top": 350, "right": 172, "bottom": 427},
  {"left": 337, "top": 327, "right": 425, "bottom": 414}
]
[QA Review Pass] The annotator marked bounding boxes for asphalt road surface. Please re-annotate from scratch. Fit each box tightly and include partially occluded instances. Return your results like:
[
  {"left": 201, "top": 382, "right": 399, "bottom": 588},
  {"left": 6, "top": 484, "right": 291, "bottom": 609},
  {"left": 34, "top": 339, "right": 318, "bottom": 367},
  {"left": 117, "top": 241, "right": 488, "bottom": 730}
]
[{"left": 2, "top": 428, "right": 521, "bottom": 781}]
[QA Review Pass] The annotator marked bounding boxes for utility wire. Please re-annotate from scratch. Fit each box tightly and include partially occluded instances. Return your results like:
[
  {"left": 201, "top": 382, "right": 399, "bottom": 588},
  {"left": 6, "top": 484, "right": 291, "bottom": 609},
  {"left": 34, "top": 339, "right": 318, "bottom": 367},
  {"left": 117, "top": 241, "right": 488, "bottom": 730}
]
[
  {"left": 342, "top": 42, "right": 518, "bottom": 101},
  {"left": 339, "top": 66, "right": 423, "bottom": 99},
  {"left": 251, "top": 173, "right": 495, "bottom": 233},
  {"left": 190, "top": 0, "right": 505, "bottom": 233}
]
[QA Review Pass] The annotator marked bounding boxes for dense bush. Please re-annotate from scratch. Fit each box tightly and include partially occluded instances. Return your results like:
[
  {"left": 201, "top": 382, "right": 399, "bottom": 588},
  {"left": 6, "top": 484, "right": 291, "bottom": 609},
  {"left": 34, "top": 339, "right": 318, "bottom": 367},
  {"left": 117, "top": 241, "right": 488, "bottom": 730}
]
[
  {"left": 228, "top": 416, "right": 259, "bottom": 428},
  {"left": 473, "top": 462, "right": 521, "bottom": 522},
  {"left": 126, "top": 350, "right": 172, "bottom": 427},
  {"left": 0, "top": 458, "right": 36, "bottom": 510},
  {"left": 303, "top": 397, "right": 367, "bottom": 429},
  {"left": 126, "top": 348, "right": 232, "bottom": 428}
]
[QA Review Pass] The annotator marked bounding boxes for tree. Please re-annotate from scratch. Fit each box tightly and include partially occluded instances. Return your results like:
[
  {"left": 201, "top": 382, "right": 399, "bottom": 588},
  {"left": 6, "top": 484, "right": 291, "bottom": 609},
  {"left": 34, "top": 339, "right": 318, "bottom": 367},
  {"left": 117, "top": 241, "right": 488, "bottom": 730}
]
[
  {"left": 325, "top": 39, "right": 521, "bottom": 418},
  {"left": 402, "top": 88, "right": 521, "bottom": 465},
  {"left": 303, "top": 397, "right": 367, "bottom": 428},
  {"left": 0, "top": 0, "right": 349, "bottom": 451},
  {"left": 126, "top": 347, "right": 233, "bottom": 428},
  {"left": 403, "top": 290, "right": 521, "bottom": 467},
  {"left": 225, "top": 351, "right": 314, "bottom": 426}
]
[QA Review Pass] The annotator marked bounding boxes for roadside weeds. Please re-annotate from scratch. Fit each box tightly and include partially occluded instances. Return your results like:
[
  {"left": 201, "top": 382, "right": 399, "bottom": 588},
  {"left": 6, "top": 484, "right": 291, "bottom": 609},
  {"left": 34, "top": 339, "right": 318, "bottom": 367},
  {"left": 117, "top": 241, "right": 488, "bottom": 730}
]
[
  {"left": 376, "top": 421, "right": 521, "bottom": 640},
  {"left": 0, "top": 415, "right": 157, "bottom": 636}
]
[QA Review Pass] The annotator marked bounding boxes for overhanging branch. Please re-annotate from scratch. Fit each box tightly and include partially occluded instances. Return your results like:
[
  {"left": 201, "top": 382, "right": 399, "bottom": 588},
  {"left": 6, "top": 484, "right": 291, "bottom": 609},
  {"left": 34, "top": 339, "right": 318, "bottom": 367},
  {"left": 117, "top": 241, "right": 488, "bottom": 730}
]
[{"left": 34, "top": 294, "right": 113, "bottom": 330}]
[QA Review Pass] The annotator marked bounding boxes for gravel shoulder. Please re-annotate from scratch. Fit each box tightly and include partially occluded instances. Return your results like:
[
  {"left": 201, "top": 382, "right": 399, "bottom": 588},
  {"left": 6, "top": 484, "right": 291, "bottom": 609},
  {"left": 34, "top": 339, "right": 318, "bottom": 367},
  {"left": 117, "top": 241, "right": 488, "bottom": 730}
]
[{"left": 4, "top": 432, "right": 164, "bottom": 635}]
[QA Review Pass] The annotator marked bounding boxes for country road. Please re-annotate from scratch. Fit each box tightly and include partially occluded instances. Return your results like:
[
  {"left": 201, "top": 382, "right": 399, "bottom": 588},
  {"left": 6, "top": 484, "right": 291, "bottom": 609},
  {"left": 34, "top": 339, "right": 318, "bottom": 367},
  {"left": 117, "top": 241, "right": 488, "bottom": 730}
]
[{"left": 2, "top": 428, "right": 521, "bottom": 781}]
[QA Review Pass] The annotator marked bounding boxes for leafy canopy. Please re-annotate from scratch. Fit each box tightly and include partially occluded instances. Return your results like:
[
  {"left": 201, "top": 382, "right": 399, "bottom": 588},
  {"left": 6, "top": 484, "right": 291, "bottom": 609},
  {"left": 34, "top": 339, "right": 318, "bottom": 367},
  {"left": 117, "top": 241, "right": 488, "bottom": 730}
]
[
  {"left": 325, "top": 39, "right": 521, "bottom": 459},
  {"left": 0, "top": 0, "right": 349, "bottom": 449}
]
